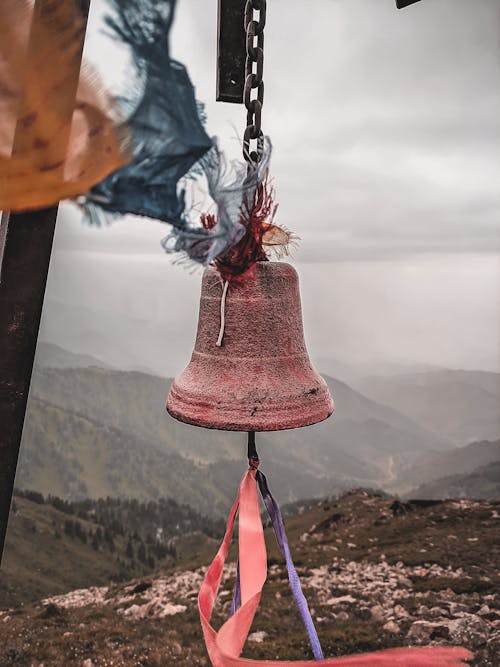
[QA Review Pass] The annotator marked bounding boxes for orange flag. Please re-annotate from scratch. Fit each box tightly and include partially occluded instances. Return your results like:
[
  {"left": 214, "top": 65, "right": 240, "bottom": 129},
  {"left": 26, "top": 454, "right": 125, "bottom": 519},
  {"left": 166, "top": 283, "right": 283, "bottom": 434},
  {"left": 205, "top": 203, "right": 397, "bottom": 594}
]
[{"left": 0, "top": 0, "right": 129, "bottom": 212}]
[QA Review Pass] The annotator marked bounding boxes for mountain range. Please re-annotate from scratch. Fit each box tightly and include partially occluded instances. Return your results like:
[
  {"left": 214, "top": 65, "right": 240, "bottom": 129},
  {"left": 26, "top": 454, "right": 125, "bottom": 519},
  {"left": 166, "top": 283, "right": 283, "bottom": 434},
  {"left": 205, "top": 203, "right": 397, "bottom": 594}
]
[
  {"left": 355, "top": 370, "right": 500, "bottom": 446},
  {"left": 16, "top": 344, "right": 499, "bottom": 511},
  {"left": 409, "top": 460, "right": 500, "bottom": 500}
]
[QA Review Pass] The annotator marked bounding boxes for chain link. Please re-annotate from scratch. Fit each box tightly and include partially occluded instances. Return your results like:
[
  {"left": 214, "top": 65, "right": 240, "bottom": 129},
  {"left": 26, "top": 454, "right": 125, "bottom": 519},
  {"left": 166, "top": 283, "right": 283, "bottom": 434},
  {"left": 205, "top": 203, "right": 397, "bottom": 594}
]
[{"left": 243, "top": 0, "right": 266, "bottom": 166}]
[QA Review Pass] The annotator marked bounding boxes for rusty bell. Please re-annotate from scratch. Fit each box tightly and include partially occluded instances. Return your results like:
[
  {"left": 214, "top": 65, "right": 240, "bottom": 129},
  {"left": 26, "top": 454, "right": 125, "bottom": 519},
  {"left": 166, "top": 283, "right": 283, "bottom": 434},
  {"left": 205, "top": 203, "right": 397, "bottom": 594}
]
[{"left": 167, "top": 261, "right": 334, "bottom": 431}]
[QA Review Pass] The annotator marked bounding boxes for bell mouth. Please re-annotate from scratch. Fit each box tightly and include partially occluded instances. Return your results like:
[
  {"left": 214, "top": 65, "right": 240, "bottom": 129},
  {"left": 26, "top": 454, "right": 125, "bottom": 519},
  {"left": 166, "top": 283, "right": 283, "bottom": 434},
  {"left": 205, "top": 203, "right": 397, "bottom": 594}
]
[
  {"left": 166, "top": 261, "right": 334, "bottom": 432},
  {"left": 167, "top": 362, "right": 334, "bottom": 432}
]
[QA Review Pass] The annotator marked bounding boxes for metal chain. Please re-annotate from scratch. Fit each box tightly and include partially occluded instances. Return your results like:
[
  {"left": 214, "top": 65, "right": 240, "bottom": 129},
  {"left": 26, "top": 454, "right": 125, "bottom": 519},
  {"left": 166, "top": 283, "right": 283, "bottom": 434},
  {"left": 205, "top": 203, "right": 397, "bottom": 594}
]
[{"left": 243, "top": 0, "right": 266, "bottom": 166}]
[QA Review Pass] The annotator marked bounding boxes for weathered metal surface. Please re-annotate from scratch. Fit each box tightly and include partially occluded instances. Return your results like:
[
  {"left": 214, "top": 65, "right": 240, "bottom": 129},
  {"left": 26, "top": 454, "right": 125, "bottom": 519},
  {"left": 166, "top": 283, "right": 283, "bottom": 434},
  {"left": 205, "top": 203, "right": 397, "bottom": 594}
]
[
  {"left": 0, "top": 207, "right": 59, "bottom": 560},
  {"left": 247, "top": 431, "right": 258, "bottom": 464},
  {"left": 0, "top": 0, "right": 90, "bottom": 563},
  {"left": 216, "top": 0, "right": 247, "bottom": 103},
  {"left": 167, "top": 262, "right": 334, "bottom": 431},
  {"left": 396, "top": 0, "right": 422, "bottom": 8},
  {"left": 243, "top": 0, "right": 266, "bottom": 165}
]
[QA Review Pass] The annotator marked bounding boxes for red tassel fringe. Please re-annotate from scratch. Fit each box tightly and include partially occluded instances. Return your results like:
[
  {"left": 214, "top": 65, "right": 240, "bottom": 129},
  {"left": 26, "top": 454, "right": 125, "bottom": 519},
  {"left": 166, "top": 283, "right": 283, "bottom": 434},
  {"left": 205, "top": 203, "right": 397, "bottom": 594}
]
[{"left": 201, "top": 178, "right": 276, "bottom": 282}]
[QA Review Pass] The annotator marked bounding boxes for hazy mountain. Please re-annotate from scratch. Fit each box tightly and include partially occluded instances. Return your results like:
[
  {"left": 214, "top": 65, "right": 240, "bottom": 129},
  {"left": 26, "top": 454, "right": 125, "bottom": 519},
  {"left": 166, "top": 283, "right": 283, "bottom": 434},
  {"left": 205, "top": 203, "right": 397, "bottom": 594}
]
[
  {"left": 27, "top": 366, "right": 244, "bottom": 464},
  {"left": 398, "top": 438, "right": 500, "bottom": 492},
  {"left": 17, "top": 397, "right": 234, "bottom": 517},
  {"left": 18, "top": 397, "right": 334, "bottom": 516},
  {"left": 261, "top": 376, "right": 453, "bottom": 481},
  {"left": 16, "top": 366, "right": 455, "bottom": 511},
  {"left": 34, "top": 341, "right": 112, "bottom": 370},
  {"left": 355, "top": 370, "right": 500, "bottom": 445},
  {"left": 314, "top": 357, "right": 443, "bottom": 385},
  {"left": 409, "top": 461, "right": 500, "bottom": 500}
]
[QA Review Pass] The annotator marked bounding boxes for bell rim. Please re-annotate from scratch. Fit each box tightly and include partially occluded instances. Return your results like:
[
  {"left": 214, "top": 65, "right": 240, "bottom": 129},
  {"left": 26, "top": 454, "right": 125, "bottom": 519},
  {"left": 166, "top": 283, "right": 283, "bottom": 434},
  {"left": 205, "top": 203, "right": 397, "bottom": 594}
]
[
  {"left": 166, "top": 399, "right": 334, "bottom": 432},
  {"left": 167, "top": 378, "right": 334, "bottom": 432}
]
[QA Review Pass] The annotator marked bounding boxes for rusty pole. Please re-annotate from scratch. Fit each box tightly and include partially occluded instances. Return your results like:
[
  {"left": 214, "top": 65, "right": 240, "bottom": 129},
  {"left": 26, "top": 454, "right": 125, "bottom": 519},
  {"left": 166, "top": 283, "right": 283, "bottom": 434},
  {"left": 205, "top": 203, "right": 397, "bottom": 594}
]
[{"left": 0, "top": 0, "right": 91, "bottom": 563}]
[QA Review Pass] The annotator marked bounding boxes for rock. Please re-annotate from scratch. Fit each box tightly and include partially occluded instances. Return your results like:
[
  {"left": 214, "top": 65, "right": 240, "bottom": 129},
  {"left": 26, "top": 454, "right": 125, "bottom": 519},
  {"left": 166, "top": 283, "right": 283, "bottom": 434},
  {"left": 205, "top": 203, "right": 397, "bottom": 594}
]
[
  {"left": 448, "top": 602, "right": 468, "bottom": 617},
  {"left": 325, "top": 595, "right": 357, "bottom": 606},
  {"left": 428, "top": 606, "right": 448, "bottom": 619},
  {"left": 43, "top": 586, "right": 108, "bottom": 609},
  {"left": 248, "top": 631, "right": 268, "bottom": 643},
  {"left": 130, "top": 581, "right": 152, "bottom": 595},
  {"left": 383, "top": 621, "right": 400, "bottom": 634},
  {"left": 121, "top": 601, "right": 187, "bottom": 620},
  {"left": 82, "top": 660, "right": 93, "bottom": 667},
  {"left": 336, "top": 611, "right": 350, "bottom": 621},
  {"left": 448, "top": 614, "right": 489, "bottom": 649},
  {"left": 40, "top": 603, "right": 64, "bottom": 619},
  {"left": 370, "top": 605, "right": 385, "bottom": 622},
  {"left": 393, "top": 605, "right": 409, "bottom": 619},
  {"left": 407, "top": 621, "right": 451, "bottom": 642}
]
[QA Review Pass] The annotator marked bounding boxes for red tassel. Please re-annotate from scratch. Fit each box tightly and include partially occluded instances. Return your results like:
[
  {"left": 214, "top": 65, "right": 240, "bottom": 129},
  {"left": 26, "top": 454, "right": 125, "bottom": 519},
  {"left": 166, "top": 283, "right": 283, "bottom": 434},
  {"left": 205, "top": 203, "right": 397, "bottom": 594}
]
[{"left": 201, "top": 176, "right": 293, "bottom": 282}]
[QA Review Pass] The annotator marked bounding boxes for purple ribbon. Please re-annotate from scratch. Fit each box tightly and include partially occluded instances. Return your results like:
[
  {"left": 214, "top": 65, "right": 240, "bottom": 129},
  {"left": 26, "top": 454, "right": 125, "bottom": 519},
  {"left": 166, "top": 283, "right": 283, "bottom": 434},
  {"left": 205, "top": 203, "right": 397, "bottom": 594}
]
[
  {"left": 231, "top": 467, "right": 324, "bottom": 661},
  {"left": 231, "top": 559, "right": 241, "bottom": 616}
]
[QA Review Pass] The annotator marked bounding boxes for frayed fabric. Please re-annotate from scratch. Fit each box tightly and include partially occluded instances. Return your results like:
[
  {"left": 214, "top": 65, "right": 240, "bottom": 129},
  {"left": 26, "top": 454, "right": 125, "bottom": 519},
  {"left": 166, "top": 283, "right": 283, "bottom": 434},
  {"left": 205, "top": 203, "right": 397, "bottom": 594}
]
[
  {"left": 0, "top": 0, "right": 129, "bottom": 212},
  {"left": 163, "top": 137, "right": 272, "bottom": 268},
  {"left": 78, "top": 0, "right": 212, "bottom": 230}
]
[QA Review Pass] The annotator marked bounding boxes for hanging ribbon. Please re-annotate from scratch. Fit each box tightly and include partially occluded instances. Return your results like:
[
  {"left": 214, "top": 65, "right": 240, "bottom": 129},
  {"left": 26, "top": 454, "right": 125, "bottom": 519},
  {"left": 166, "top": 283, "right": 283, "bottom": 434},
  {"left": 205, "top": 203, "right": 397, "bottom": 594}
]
[
  {"left": 199, "top": 467, "right": 473, "bottom": 667},
  {"left": 231, "top": 467, "right": 323, "bottom": 660},
  {"left": 256, "top": 469, "right": 324, "bottom": 661}
]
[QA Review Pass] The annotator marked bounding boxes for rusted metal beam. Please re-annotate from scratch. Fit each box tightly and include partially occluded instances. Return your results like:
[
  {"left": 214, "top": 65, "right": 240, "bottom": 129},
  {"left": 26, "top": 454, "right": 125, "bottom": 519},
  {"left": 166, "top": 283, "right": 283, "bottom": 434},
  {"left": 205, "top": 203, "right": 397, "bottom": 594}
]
[
  {"left": 0, "top": 0, "right": 90, "bottom": 563},
  {"left": 0, "top": 207, "right": 59, "bottom": 561},
  {"left": 216, "top": 0, "right": 247, "bottom": 103},
  {"left": 396, "top": 0, "right": 422, "bottom": 8}
]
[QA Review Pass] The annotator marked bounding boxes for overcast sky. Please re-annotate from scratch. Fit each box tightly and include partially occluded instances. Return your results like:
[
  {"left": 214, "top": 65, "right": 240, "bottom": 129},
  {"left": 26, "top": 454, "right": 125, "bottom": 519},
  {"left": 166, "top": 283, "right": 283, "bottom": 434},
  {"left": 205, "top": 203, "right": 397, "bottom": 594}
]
[{"left": 39, "top": 0, "right": 500, "bottom": 376}]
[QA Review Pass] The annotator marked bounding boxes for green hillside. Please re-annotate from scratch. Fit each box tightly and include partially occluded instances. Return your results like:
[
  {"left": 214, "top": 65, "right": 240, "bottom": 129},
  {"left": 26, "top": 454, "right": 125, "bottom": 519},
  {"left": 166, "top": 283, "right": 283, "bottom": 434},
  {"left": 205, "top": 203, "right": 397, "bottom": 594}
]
[{"left": 1, "top": 491, "right": 221, "bottom": 609}]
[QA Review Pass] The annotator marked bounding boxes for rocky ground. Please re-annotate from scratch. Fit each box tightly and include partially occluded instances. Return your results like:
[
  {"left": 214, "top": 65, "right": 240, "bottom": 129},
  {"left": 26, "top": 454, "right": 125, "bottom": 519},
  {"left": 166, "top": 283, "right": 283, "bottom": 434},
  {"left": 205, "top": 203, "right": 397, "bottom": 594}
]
[{"left": 0, "top": 490, "right": 499, "bottom": 666}]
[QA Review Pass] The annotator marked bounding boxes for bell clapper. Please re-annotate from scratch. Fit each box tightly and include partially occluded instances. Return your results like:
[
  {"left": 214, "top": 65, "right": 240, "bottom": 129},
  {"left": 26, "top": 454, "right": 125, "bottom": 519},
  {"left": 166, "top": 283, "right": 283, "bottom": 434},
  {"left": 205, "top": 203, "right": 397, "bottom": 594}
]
[{"left": 216, "top": 279, "right": 229, "bottom": 347}]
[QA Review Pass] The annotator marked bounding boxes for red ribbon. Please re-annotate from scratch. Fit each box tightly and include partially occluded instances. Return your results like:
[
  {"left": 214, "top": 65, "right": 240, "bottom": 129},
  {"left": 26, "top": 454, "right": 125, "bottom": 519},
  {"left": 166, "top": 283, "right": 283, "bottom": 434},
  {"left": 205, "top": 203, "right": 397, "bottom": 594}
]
[{"left": 198, "top": 470, "right": 472, "bottom": 667}]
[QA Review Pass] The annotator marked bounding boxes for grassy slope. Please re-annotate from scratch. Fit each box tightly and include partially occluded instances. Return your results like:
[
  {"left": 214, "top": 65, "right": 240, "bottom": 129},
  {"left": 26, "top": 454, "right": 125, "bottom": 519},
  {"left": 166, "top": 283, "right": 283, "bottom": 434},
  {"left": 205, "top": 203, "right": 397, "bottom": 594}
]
[
  {"left": 0, "top": 495, "right": 218, "bottom": 609},
  {"left": 1, "top": 498, "right": 130, "bottom": 608},
  {"left": 1, "top": 491, "right": 498, "bottom": 666}
]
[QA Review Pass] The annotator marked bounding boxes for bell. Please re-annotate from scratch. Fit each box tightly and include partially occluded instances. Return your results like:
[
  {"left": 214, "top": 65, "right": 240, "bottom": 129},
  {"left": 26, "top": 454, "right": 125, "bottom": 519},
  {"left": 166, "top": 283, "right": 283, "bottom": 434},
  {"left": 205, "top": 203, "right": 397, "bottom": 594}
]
[{"left": 167, "top": 261, "right": 334, "bottom": 431}]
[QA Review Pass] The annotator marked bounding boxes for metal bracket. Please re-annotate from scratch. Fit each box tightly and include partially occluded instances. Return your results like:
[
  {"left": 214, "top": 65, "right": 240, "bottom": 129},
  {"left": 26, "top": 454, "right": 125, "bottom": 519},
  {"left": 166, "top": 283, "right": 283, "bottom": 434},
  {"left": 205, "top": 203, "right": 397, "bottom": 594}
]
[
  {"left": 216, "top": 0, "right": 247, "bottom": 103},
  {"left": 396, "top": 0, "right": 422, "bottom": 8}
]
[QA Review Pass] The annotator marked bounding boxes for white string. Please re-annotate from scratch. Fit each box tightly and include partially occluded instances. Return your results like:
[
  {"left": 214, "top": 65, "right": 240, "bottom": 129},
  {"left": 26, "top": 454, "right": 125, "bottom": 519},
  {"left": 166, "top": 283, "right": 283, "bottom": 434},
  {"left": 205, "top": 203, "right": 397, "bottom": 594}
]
[{"left": 216, "top": 279, "right": 229, "bottom": 347}]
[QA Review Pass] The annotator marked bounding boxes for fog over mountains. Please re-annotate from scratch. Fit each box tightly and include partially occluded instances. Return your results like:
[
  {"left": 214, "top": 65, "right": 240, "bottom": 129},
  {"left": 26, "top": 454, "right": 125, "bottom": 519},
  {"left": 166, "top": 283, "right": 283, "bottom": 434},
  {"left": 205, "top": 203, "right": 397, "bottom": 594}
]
[{"left": 16, "top": 342, "right": 500, "bottom": 515}]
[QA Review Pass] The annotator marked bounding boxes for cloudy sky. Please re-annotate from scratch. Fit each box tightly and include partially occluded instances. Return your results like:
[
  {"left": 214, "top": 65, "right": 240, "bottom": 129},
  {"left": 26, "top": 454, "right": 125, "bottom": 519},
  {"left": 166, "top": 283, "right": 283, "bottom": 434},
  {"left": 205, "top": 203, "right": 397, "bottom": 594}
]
[{"left": 39, "top": 0, "right": 500, "bottom": 376}]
